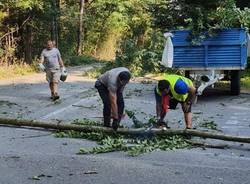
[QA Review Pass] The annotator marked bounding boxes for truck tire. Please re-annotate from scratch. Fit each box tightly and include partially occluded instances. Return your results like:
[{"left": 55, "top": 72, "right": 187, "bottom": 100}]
[{"left": 230, "top": 70, "right": 240, "bottom": 95}]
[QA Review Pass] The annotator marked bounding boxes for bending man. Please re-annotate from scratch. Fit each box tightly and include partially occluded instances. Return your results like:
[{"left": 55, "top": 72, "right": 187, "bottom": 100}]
[
  {"left": 155, "top": 74, "right": 196, "bottom": 129},
  {"left": 95, "top": 67, "right": 131, "bottom": 130}
]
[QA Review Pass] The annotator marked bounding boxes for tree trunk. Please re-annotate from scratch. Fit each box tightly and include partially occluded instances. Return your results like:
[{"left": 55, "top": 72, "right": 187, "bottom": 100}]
[
  {"left": 1, "top": 117, "right": 250, "bottom": 143},
  {"left": 51, "top": 0, "right": 59, "bottom": 46},
  {"left": 77, "top": 0, "right": 85, "bottom": 55},
  {"left": 24, "top": 25, "right": 32, "bottom": 64},
  {"left": 56, "top": 0, "right": 60, "bottom": 47},
  {"left": 51, "top": 17, "right": 58, "bottom": 45}
]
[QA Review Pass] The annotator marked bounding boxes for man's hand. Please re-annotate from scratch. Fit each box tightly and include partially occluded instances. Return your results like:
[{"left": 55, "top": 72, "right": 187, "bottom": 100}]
[
  {"left": 109, "top": 92, "right": 118, "bottom": 120},
  {"left": 38, "top": 63, "right": 45, "bottom": 72},
  {"left": 61, "top": 66, "right": 67, "bottom": 73}
]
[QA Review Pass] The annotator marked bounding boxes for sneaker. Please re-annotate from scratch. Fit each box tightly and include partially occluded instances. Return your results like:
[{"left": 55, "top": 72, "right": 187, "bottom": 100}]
[{"left": 162, "top": 123, "right": 170, "bottom": 129}]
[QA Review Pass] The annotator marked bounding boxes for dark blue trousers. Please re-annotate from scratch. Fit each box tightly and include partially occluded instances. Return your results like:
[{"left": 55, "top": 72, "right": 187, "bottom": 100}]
[{"left": 95, "top": 80, "right": 124, "bottom": 126}]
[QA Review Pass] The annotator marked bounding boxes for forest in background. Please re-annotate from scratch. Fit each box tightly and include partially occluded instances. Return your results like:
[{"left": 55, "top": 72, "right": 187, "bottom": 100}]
[{"left": 0, "top": 0, "right": 250, "bottom": 75}]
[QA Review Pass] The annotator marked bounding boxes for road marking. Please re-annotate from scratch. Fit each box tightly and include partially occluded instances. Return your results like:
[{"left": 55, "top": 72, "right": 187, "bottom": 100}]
[{"left": 39, "top": 96, "right": 99, "bottom": 120}]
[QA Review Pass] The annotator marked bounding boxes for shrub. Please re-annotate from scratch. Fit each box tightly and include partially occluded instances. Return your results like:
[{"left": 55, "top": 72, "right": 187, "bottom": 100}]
[{"left": 65, "top": 55, "right": 102, "bottom": 66}]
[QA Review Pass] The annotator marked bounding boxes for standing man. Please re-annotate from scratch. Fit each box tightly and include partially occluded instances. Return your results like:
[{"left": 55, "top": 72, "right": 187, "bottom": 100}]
[
  {"left": 39, "top": 40, "right": 66, "bottom": 101},
  {"left": 95, "top": 67, "right": 131, "bottom": 130},
  {"left": 155, "top": 74, "right": 196, "bottom": 129}
]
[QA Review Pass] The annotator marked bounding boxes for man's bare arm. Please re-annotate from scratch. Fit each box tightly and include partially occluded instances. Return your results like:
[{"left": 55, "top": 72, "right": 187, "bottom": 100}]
[
  {"left": 109, "top": 91, "right": 118, "bottom": 119},
  {"left": 182, "top": 86, "right": 196, "bottom": 112},
  {"left": 57, "top": 49, "right": 64, "bottom": 67},
  {"left": 59, "top": 58, "right": 64, "bottom": 68},
  {"left": 187, "top": 86, "right": 196, "bottom": 103}
]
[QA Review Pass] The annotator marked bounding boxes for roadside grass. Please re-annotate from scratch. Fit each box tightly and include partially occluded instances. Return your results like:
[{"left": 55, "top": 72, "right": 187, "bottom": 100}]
[
  {"left": 82, "top": 61, "right": 116, "bottom": 78},
  {"left": 241, "top": 77, "right": 250, "bottom": 89},
  {"left": 0, "top": 62, "right": 36, "bottom": 80},
  {"left": 64, "top": 55, "right": 111, "bottom": 78},
  {"left": 64, "top": 55, "right": 104, "bottom": 66},
  {"left": 241, "top": 69, "right": 250, "bottom": 89}
]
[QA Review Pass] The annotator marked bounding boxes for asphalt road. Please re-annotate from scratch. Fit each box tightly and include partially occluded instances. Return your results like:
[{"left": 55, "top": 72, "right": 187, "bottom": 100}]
[{"left": 0, "top": 66, "right": 250, "bottom": 184}]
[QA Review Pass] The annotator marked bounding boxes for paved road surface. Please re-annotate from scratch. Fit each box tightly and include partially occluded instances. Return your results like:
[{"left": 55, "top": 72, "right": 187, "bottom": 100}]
[{"left": 0, "top": 66, "right": 250, "bottom": 184}]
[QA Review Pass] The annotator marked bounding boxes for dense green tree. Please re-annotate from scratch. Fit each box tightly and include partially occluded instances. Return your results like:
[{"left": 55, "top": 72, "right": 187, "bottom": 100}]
[{"left": 0, "top": 0, "right": 249, "bottom": 67}]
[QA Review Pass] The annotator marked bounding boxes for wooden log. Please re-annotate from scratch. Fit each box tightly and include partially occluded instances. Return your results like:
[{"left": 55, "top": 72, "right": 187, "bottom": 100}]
[
  {"left": 0, "top": 117, "right": 250, "bottom": 143},
  {"left": 186, "top": 140, "right": 229, "bottom": 149}
]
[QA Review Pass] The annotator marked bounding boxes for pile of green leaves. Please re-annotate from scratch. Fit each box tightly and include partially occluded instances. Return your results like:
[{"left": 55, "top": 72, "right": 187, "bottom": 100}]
[
  {"left": 200, "top": 120, "right": 218, "bottom": 130},
  {"left": 54, "top": 118, "right": 190, "bottom": 156},
  {"left": 126, "top": 136, "right": 190, "bottom": 156},
  {"left": 71, "top": 118, "right": 101, "bottom": 126},
  {"left": 125, "top": 109, "right": 158, "bottom": 128},
  {"left": 125, "top": 109, "right": 145, "bottom": 128},
  {"left": 55, "top": 130, "right": 190, "bottom": 156}
]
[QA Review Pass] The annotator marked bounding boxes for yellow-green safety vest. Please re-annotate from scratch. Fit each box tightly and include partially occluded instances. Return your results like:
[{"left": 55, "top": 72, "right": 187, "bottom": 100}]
[{"left": 157, "top": 74, "right": 193, "bottom": 102}]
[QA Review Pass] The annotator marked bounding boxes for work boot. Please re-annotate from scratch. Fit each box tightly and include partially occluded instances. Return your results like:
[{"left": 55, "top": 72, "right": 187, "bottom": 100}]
[
  {"left": 184, "top": 127, "right": 192, "bottom": 139},
  {"left": 50, "top": 92, "right": 54, "bottom": 99},
  {"left": 183, "top": 134, "right": 192, "bottom": 139},
  {"left": 112, "top": 119, "right": 119, "bottom": 131},
  {"left": 104, "top": 117, "right": 111, "bottom": 127},
  {"left": 52, "top": 94, "right": 60, "bottom": 101}
]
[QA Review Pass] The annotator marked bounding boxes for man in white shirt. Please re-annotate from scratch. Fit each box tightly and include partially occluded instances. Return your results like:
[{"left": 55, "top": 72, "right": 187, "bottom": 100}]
[{"left": 39, "top": 40, "right": 65, "bottom": 101}]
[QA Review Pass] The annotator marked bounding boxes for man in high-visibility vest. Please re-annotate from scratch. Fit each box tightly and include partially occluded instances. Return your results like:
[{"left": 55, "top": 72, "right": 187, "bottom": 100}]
[{"left": 155, "top": 74, "right": 196, "bottom": 129}]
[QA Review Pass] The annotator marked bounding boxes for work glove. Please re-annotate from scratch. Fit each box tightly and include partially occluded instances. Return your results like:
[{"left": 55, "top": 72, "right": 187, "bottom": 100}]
[
  {"left": 112, "top": 119, "right": 120, "bottom": 131},
  {"left": 38, "top": 63, "right": 45, "bottom": 72},
  {"left": 156, "top": 119, "right": 170, "bottom": 129}
]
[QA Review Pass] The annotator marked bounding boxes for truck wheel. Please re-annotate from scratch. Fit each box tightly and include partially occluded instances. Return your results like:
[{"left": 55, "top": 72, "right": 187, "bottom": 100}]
[
  {"left": 185, "top": 71, "right": 190, "bottom": 78},
  {"left": 230, "top": 70, "right": 240, "bottom": 95}
]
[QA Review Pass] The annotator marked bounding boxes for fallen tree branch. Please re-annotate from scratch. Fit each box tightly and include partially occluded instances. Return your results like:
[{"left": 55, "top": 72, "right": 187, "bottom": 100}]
[
  {"left": 186, "top": 140, "right": 229, "bottom": 149},
  {"left": 0, "top": 117, "right": 250, "bottom": 143}
]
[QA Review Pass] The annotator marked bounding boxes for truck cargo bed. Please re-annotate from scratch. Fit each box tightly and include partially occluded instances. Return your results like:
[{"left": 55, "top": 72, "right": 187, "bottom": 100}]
[{"left": 172, "top": 29, "right": 248, "bottom": 70}]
